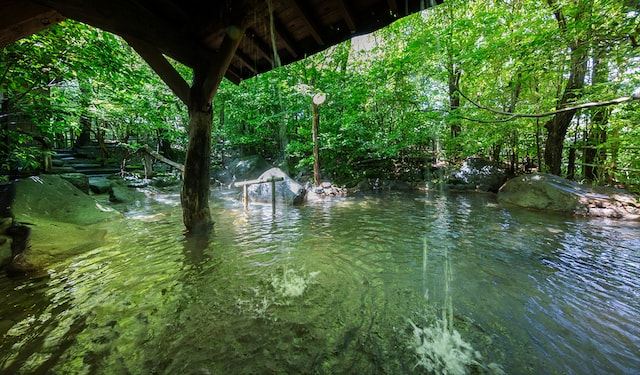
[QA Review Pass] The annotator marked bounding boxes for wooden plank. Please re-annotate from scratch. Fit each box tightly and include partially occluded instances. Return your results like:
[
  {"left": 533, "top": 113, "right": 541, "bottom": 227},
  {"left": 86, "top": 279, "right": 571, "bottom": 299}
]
[
  {"left": 142, "top": 145, "right": 184, "bottom": 172},
  {"left": 0, "top": 1, "right": 63, "bottom": 48},
  {"left": 233, "top": 176, "right": 284, "bottom": 187}
]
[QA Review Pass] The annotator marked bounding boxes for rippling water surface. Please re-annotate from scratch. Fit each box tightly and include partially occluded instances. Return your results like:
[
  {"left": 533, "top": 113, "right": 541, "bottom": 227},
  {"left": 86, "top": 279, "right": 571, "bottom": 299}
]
[{"left": 1, "top": 188, "right": 639, "bottom": 374}]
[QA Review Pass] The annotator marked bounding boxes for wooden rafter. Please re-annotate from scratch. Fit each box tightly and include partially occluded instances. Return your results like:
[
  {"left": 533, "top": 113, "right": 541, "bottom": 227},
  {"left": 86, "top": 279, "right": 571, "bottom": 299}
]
[
  {"left": 234, "top": 50, "right": 259, "bottom": 74},
  {"left": 337, "top": 0, "right": 357, "bottom": 33},
  {"left": 0, "top": 1, "right": 63, "bottom": 47},
  {"left": 285, "top": 0, "right": 325, "bottom": 46},
  {"left": 269, "top": 14, "right": 299, "bottom": 58},
  {"left": 244, "top": 29, "right": 275, "bottom": 66}
]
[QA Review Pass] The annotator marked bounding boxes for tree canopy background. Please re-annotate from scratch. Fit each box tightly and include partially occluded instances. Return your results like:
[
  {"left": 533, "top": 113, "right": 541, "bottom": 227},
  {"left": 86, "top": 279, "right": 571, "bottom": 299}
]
[{"left": 1, "top": 0, "right": 639, "bottom": 187}]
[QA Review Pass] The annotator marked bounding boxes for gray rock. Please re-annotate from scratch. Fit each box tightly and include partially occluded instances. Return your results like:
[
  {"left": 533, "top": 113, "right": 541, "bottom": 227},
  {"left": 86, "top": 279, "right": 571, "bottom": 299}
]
[
  {"left": 497, "top": 173, "right": 640, "bottom": 220},
  {"left": 150, "top": 176, "right": 180, "bottom": 188},
  {"left": 228, "top": 155, "right": 271, "bottom": 183},
  {"left": 447, "top": 157, "right": 507, "bottom": 192},
  {"left": 246, "top": 167, "right": 306, "bottom": 205},
  {"left": 12, "top": 175, "right": 120, "bottom": 225}
]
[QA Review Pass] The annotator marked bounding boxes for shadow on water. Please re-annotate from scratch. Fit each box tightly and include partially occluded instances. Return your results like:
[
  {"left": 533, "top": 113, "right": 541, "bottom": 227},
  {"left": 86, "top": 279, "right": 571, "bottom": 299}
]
[{"left": 0, "top": 189, "right": 638, "bottom": 374}]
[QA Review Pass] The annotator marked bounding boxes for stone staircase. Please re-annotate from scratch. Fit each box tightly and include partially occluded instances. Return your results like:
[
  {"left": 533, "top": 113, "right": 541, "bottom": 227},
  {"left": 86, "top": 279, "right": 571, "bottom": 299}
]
[{"left": 51, "top": 144, "right": 122, "bottom": 176}]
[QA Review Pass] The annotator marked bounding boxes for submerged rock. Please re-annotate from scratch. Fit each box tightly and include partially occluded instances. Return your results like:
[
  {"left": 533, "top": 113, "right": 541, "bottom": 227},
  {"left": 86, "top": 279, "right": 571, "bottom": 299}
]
[{"left": 497, "top": 173, "right": 640, "bottom": 220}]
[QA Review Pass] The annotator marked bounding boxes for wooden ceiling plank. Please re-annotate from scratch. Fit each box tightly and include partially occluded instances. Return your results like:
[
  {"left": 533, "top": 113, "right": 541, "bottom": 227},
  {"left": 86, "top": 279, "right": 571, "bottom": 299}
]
[
  {"left": 0, "top": 1, "right": 63, "bottom": 48},
  {"left": 245, "top": 29, "right": 275, "bottom": 66},
  {"left": 271, "top": 15, "right": 299, "bottom": 58},
  {"left": 387, "top": 0, "right": 399, "bottom": 15},
  {"left": 234, "top": 51, "right": 259, "bottom": 74},
  {"left": 337, "top": 0, "right": 357, "bottom": 33},
  {"left": 284, "top": 0, "right": 325, "bottom": 46},
  {"left": 124, "top": 35, "right": 190, "bottom": 106}
]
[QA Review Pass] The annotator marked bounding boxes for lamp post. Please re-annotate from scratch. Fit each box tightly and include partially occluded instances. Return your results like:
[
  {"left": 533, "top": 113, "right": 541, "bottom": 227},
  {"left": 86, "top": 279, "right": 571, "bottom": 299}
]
[{"left": 311, "top": 92, "right": 326, "bottom": 187}]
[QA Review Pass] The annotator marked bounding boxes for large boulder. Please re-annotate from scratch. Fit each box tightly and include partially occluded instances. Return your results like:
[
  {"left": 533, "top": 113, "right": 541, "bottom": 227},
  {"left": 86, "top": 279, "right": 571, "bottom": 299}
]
[
  {"left": 2, "top": 175, "right": 120, "bottom": 275},
  {"left": 497, "top": 173, "right": 640, "bottom": 220},
  {"left": 12, "top": 175, "right": 119, "bottom": 225},
  {"left": 219, "top": 155, "right": 272, "bottom": 185},
  {"left": 245, "top": 168, "right": 306, "bottom": 205},
  {"left": 447, "top": 157, "right": 507, "bottom": 192}
]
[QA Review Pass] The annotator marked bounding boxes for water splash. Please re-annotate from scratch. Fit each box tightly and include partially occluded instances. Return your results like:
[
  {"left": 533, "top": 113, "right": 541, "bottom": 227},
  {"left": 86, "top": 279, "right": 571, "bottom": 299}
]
[{"left": 410, "top": 237, "right": 503, "bottom": 374}]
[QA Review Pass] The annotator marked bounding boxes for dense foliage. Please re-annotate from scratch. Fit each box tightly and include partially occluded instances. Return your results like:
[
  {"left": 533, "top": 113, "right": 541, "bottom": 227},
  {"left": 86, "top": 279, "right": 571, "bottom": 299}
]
[{"left": 1, "top": 0, "right": 639, "bottom": 187}]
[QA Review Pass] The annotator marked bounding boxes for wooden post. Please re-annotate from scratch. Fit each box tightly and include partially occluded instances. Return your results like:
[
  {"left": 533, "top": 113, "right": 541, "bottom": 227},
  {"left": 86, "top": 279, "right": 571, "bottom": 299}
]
[
  {"left": 271, "top": 177, "right": 276, "bottom": 214},
  {"left": 312, "top": 102, "right": 321, "bottom": 187},
  {"left": 243, "top": 184, "right": 248, "bottom": 208},
  {"left": 233, "top": 176, "right": 284, "bottom": 210}
]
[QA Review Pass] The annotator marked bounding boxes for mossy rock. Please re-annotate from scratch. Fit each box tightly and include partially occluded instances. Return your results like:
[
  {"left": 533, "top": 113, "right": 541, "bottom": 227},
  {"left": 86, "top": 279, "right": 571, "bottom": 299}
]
[
  {"left": 12, "top": 175, "right": 120, "bottom": 225},
  {"left": 3, "top": 175, "right": 121, "bottom": 274}
]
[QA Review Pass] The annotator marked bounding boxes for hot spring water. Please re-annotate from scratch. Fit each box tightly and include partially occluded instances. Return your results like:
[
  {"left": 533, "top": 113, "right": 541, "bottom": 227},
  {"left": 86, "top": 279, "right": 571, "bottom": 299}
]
[{"left": 1, "top": 189, "right": 638, "bottom": 374}]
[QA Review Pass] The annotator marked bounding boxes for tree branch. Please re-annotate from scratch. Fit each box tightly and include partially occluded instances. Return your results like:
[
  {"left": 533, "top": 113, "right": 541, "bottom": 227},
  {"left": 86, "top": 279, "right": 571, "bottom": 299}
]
[{"left": 457, "top": 88, "right": 640, "bottom": 121}]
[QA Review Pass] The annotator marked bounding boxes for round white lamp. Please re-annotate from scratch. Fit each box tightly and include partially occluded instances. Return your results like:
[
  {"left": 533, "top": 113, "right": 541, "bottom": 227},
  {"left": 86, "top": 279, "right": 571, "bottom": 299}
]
[{"left": 312, "top": 93, "right": 326, "bottom": 105}]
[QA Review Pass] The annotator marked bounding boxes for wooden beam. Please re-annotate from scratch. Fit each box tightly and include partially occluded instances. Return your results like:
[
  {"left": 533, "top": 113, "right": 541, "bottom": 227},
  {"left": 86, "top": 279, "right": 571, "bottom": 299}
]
[
  {"left": 233, "top": 176, "right": 284, "bottom": 187},
  {"left": 201, "top": 22, "right": 247, "bottom": 106},
  {"left": 270, "top": 15, "right": 299, "bottom": 58},
  {"left": 0, "top": 1, "right": 63, "bottom": 48},
  {"left": 245, "top": 29, "right": 275, "bottom": 66},
  {"left": 141, "top": 145, "right": 184, "bottom": 172},
  {"left": 285, "top": 0, "right": 325, "bottom": 46},
  {"left": 337, "top": 0, "right": 357, "bottom": 33},
  {"left": 234, "top": 51, "right": 259, "bottom": 74},
  {"left": 224, "top": 68, "right": 242, "bottom": 85},
  {"left": 124, "top": 35, "right": 190, "bottom": 106}
]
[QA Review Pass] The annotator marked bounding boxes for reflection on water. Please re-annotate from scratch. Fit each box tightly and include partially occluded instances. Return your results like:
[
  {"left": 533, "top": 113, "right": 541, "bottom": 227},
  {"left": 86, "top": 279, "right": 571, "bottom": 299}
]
[{"left": 1, "top": 189, "right": 639, "bottom": 374}]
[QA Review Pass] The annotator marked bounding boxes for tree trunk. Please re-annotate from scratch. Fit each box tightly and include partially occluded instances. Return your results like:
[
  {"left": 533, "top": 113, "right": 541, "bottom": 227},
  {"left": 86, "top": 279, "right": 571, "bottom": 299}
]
[
  {"left": 127, "top": 15, "right": 245, "bottom": 235},
  {"left": 312, "top": 102, "right": 321, "bottom": 187},
  {"left": 584, "top": 52, "right": 609, "bottom": 182},
  {"left": 543, "top": 0, "right": 589, "bottom": 175},
  {"left": 448, "top": 67, "right": 461, "bottom": 139},
  {"left": 181, "top": 101, "right": 213, "bottom": 234},
  {"left": 75, "top": 115, "right": 92, "bottom": 148},
  {"left": 567, "top": 145, "right": 576, "bottom": 180}
]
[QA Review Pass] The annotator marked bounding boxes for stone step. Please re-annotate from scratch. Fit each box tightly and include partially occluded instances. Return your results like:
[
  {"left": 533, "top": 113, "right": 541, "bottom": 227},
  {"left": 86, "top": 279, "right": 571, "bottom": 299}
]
[
  {"left": 74, "top": 167, "right": 122, "bottom": 175},
  {"left": 53, "top": 153, "right": 76, "bottom": 159}
]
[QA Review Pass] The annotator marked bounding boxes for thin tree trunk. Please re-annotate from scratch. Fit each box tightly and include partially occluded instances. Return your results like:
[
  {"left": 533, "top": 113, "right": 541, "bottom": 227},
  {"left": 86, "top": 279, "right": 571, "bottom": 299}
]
[
  {"left": 543, "top": 0, "right": 589, "bottom": 175},
  {"left": 567, "top": 145, "right": 576, "bottom": 180},
  {"left": 507, "top": 73, "right": 522, "bottom": 174},
  {"left": 584, "top": 52, "right": 609, "bottom": 182}
]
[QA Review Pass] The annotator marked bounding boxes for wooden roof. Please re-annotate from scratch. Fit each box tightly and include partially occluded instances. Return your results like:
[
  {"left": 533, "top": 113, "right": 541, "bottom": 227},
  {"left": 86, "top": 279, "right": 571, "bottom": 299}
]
[{"left": 0, "top": 0, "right": 442, "bottom": 83}]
